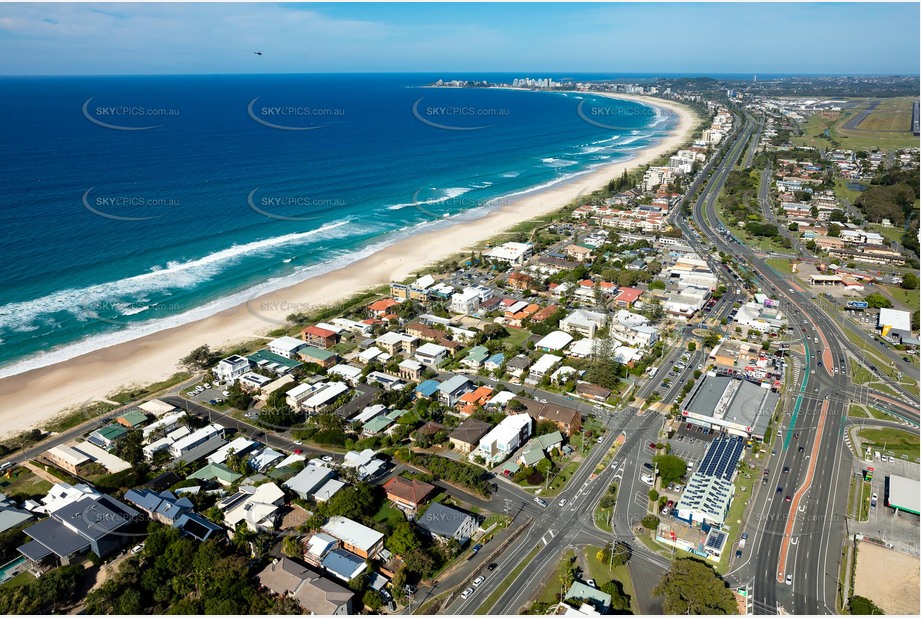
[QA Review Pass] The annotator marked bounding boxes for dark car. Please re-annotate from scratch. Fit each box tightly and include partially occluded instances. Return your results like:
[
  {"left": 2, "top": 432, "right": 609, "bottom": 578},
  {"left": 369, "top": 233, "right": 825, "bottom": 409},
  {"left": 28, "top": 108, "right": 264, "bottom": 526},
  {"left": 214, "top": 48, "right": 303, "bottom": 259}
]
[
  {"left": 487, "top": 563, "right": 497, "bottom": 571},
  {"left": 777, "top": 486, "right": 783, "bottom": 494},
  {"left": 793, "top": 433, "right": 799, "bottom": 439},
  {"left": 798, "top": 446, "right": 804, "bottom": 453},
  {"left": 735, "top": 550, "right": 743, "bottom": 558},
  {"left": 649, "top": 442, "right": 657, "bottom": 450},
  {"left": 782, "top": 466, "right": 790, "bottom": 474},
  {"left": 784, "top": 495, "right": 792, "bottom": 503},
  {"left": 472, "top": 544, "right": 483, "bottom": 553}
]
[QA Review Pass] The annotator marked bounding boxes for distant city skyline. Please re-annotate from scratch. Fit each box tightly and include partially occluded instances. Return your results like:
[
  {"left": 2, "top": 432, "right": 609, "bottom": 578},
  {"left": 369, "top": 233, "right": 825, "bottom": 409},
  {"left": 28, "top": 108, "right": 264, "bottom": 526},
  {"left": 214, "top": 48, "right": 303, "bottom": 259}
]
[{"left": 0, "top": 2, "right": 918, "bottom": 76}]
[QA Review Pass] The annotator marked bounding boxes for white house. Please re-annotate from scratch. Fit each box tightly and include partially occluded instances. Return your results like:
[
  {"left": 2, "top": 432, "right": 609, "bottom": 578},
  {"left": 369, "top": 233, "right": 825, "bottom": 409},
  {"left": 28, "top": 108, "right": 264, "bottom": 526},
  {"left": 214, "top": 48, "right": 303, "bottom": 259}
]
[
  {"left": 414, "top": 342, "right": 449, "bottom": 367},
  {"left": 477, "top": 413, "right": 532, "bottom": 464},
  {"left": 214, "top": 355, "right": 250, "bottom": 384},
  {"left": 560, "top": 309, "right": 608, "bottom": 338},
  {"left": 268, "top": 336, "right": 308, "bottom": 359},
  {"left": 528, "top": 354, "right": 563, "bottom": 382}
]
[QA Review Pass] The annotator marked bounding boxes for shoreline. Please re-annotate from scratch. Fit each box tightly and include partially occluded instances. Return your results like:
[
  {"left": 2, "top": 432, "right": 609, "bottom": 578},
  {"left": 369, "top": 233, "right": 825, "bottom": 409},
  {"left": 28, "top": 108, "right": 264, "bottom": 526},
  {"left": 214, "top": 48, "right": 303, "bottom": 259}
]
[{"left": 0, "top": 94, "right": 698, "bottom": 438}]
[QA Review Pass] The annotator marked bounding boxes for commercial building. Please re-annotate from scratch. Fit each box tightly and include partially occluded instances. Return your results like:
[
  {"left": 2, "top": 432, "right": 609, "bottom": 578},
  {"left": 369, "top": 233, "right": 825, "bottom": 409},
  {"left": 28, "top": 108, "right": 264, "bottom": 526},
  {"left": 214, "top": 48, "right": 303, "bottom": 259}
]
[
  {"left": 887, "top": 475, "right": 921, "bottom": 515},
  {"left": 682, "top": 373, "right": 777, "bottom": 440},
  {"left": 484, "top": 242, "right": 533, "bottom": 265}
]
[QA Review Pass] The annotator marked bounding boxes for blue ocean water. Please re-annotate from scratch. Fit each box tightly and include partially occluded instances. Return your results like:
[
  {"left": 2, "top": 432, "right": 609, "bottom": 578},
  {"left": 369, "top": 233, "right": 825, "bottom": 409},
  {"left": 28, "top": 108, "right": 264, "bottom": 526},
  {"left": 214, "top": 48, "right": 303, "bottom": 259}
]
[{"left": 0, "top": 73, "right": 675, "bottom": 375}]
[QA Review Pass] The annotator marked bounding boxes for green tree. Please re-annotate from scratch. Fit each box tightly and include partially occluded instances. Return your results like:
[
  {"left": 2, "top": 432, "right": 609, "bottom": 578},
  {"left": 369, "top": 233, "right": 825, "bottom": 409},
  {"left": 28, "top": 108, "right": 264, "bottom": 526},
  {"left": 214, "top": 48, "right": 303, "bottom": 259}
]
[
  {"left": 653, "top": 558, "right": 738, "bottom": 615},
  {"left": 865, "top": 293, "right": 893, "bottom": 309},
  {"left": 687, "top": 342, "right": 697, "bottom": 352},
  {"left": 900, "top": 273, "right": 919, "bottom": 290},
  {"left": 849, "top": 595, "right": 884, "bottom": 615},
  {"left": 600, "top": 579, "right": 632, "bottom": 612},
  {"left": 641, "top": 515, "right": 660, "bottom": 530},
  {"left": 653, "top": 454, "right": 688, "bottom": 485},
  {"left": 180, "top": 345, "right": 220, "bottom": 370},
  {"left": 386, "top": 522, "right": 420, "bottom": 556},
  {"left": 363, "top": 590, "right": 384, "bottom": 611}
]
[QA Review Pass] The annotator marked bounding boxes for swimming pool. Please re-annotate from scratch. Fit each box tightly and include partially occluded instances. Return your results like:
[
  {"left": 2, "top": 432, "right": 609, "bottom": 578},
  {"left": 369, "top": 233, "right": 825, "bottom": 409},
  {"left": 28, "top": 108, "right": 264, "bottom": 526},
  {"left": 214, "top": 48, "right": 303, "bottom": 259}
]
[{"left": 0, "top": 556, "right": 26, "bottom": 584}]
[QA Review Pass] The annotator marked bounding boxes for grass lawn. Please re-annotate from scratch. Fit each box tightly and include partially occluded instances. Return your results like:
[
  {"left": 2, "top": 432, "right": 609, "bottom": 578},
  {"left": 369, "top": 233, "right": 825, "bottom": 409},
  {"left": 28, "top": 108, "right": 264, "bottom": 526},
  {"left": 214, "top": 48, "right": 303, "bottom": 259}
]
[
  {"left": 834, "top": 178, "right": 862, "bottom": 204},
  {"left": 850, "top": 364, "right": 874, "bottom": 385},
  {"left": 846, "top": 474, "right": 858, "bottom": 518},
  {"left": 848, "top": 404, "right": 868, "bottom": 419},
  {"left": 766, "top": 258, "right": 794, "bottom": 276},
  {"left": 858, "top": 427, "right": 920, "bottom": 461},
  {"left": 333, "top": 341, "right": 356, "bottom": 355},
  {"left": 877, "top": 284, "right": 920, "bottom": 313},
  {"left": 713, "top": 463, "right": 756, "bottom": 574},
  {"left": 501, "top": 328, "right": 533, "bottom": 352},
  {"left": 0, "top": 468, "right": 53, "bottom": 500},
  {"left": 0, "top": 571, "right": 35, "bottom": 589},
  {"left": 584, "top": 545, "right": 637, "bottom": 613},
  {"left": 541, "top": 461, "right": 582, "bottom": 498},
  {"left": 475, "top": 544, "right": 541, "bottom": 615},
  {"left": 858, "top": 480, "right": 871, "bottom": 521},
  {"left": 594, "top": 506, "right": 614, "bottom": 533},
  {"left": 373, "top": 503, "right": 406, "bottom": 527},
  {"left": 793, "top": 102, "right": 919, "bottom": 151},
  {"left": 868, "top": 224, "right": 905, "bottom": 246}
]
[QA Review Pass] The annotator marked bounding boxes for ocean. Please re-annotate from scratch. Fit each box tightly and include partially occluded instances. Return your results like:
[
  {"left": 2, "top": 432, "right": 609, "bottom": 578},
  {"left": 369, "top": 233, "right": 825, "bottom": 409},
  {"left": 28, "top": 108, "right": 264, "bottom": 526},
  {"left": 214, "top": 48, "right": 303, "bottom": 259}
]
[{"left": 0, "top": 73, "right": 676, "bottom": 376}]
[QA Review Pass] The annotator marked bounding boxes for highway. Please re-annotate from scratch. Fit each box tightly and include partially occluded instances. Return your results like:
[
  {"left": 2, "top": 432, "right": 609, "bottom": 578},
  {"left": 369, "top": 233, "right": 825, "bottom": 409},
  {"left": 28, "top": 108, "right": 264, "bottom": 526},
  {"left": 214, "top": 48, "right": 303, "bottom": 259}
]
[{"left": 675, "top": 108, "right": 918, "bottom": 614}]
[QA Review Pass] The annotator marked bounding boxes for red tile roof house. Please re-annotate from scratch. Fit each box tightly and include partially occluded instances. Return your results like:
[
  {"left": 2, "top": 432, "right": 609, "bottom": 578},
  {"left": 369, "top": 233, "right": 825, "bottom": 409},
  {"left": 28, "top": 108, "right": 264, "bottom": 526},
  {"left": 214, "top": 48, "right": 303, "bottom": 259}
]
[
  {"left": 301, "top": 325, "right": 340, "bottom": 349},
  {"left": 368, "top": 298, "right": 400, "bottom": 316},
  {"left": 612, "top": 287, "right": 643, "bottom": 308},
  {"left": 382, "top": 476, "right": 435, "bottom": 511}
]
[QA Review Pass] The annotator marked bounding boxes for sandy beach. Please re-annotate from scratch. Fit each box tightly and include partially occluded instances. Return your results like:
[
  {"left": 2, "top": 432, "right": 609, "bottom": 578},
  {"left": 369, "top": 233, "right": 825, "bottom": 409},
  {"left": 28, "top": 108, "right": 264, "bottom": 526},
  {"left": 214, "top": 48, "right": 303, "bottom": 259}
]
[{"left": 0, "top": 94, "right": 698, "bottom": 438}]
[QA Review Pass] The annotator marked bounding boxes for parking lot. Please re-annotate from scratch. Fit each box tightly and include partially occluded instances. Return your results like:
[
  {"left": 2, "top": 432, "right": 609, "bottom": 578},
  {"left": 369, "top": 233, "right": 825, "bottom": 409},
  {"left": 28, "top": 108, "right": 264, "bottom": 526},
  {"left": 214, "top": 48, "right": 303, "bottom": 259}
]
[{"left": 183, "top": 380, "right": 230, "bottom": 407}]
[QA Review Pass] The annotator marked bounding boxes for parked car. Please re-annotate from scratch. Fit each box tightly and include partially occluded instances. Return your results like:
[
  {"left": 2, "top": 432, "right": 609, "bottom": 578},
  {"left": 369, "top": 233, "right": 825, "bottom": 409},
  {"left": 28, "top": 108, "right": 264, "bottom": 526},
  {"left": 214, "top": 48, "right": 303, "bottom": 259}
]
[
  {"left": 461, "top": 588, "right": 474, "bottom": 600},
  {"left": 735, "top": 550, "right": 743, "bottom": 558},
  {"left": 322, "top": 455, "right": 333, "bottom": 462},
  {"left": 586, "top": 579, "right": 596, "bottom": 588},
  {"left": 472, "top": 544, "right": 483, "bottom": 553},
  {"left": 473, "top": 576, "right": 485, "bottom": 587},
  {"left": 131, "top": 543, "right": 144, "bottom": 554},
  {"left": 596, "top": 436, "right": 604, "bottom": 444}
]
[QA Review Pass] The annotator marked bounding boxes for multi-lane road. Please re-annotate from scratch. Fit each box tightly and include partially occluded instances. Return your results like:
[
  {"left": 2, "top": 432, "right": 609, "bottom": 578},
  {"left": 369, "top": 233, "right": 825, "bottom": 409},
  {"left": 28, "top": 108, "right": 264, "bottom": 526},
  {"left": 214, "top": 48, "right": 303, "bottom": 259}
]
[{"left": 676, "top": 109, "right": 918, "bottom": 614}]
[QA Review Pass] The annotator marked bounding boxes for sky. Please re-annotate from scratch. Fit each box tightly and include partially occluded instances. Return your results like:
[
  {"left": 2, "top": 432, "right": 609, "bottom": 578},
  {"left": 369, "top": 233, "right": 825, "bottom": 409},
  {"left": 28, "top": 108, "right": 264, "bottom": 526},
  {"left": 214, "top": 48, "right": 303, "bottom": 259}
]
[{"left": 0, "top": 2, "right": 918, "bottom": 76}]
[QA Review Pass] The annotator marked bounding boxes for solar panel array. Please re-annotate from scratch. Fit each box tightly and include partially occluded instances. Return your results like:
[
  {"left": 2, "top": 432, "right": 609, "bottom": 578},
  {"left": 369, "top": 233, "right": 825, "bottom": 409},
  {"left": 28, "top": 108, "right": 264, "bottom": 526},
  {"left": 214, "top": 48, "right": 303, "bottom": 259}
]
[
  {"left": 698, "top": 435, "right": 744, "bottom": 482},
  {"left": 705, "top": 530, "right": 727, "bottom": 549}
]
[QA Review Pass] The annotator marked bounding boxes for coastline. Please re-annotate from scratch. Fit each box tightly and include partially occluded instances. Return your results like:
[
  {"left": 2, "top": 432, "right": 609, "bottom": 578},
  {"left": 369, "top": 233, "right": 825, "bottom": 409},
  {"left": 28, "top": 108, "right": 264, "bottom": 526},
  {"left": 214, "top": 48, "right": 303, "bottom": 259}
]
[{"left": 0, "top": 94, "right": 698, "bottom": 438}]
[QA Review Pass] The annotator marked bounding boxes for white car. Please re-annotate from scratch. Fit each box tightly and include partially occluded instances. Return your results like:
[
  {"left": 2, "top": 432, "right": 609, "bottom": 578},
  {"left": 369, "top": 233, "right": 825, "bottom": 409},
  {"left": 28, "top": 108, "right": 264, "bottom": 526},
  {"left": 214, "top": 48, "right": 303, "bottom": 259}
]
[
  {"left": 472, "top": 576, "right": 485, "bottom": 587},
  {"left": 461, "top": 588, "right": 474, "bottom": 599},
  {"left": 322, "top": 455, "right": 333, "bottom": 462},
  {"left": 203, "top": 383, "right": 212, "bottom": 389},
  {"left": 559, "top": 498, "right": 567, "bottom": 507},
  {"left": 222, "top": 390, "right": 230, "bottom": 397},
  {"left": 538, "top": 398, "right": 548, "bottom": 404},
  {"left": 131, "top": 544, "right": 144, "bottom": 554},
  {"left": 596, "top": 436, "right": 604, "bottom": 444},
  {"left": 785, "top": 574, "right": 793, "bottom": 585}
]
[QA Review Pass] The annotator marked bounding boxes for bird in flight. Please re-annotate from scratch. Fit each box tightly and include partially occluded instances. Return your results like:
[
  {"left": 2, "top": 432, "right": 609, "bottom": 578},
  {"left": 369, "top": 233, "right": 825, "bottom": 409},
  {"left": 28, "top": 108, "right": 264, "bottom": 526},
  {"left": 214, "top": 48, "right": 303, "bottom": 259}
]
[{"left": 254, "top": 51, "right": 263, "bottom": 56}]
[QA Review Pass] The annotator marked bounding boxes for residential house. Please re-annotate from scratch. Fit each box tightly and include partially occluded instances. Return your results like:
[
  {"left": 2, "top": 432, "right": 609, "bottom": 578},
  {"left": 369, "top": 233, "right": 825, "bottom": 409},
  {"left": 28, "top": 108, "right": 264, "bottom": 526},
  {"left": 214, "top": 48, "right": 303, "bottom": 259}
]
[
  {"left": 398, "top": 358, "right": 424, "bottom": 381},
  {"left": 415, "top": 342, "right": 449, "bottom": 367},
  {"left": 437, "top": 375, "right": 474, "bottom": 406},
  {"left": 44, "top": 445, "right": 91, "bottom": 475},
  {"left": 214, "top": 354, "right": 251, "bottom": 384},
  {"left": 477, "top": 413, "right": 532, "bottom": 464},
  {"left": 560, "top": 309, "right": 608, "bottom": 338},
  {"left": 460, "top": 345, "right": 490, "bottom": 369},
  {"left": 341, "top": 449, "right": 387, "bottom": 481},
  {"left": 528, "top": 354, "right": 563, "bottom": 383},
  {"left": 18, "top": 493, "right": 139, "bottom": 568},
  {"left": 187, "top": 462, "right": 243, "bottom": 487},
  {"left": 382, "top": 476, "right": 435, "bottom": 512},
  {"left": 322, "top": 516, "right": 385, "bottom": 559},
  {"left": 284, "top": 465, "right": 337, "bottom": 500},
  {"left": 484, "top": 242, "right": 532, "bottom": 265},
  {"left": 505, "top": 354, "right": 532, "bottom": 378},
  {"left": 322, "top": 549, "right": 367, "bottom": 583},
  {"left": 484, "top": 353, "right": 505, "bottom": 372},
  {"left": 298, "top": 346, "right": 339, "bottom": 369},
  {"left": 368, "top": 298, "right": 400, "bottom": 316},
  {"left": 457, "top": 386, "right": 494, "bottom": 415},
  {"left": 269, "top": 336, "right": 309, "bottom": 359},
  {"left": 124, "top": 488, "right": 222, "bottom": 541},
  {"left": 220, "top": 482, "right": 286, "bottom": 532},
  {"left": 115, "top": 409, "right": 149, "bottom": 430},
  {"left": 257, "top": 557, "right": 354, "bottom": 615},
  {"left": 418, "top": 503, "right": 478, "bottom": 543},
  {"left": 87, "top": 424, "right": 128, "bottom": 450},
  {"left": 448, "top": 418, "right": 492, "bottom": 454},
  {"left": 521, "top": 400, "right": 582, "bottom": 437},
  {"left": 576, "top": 382, "right": 612, "bottom": 402}
]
